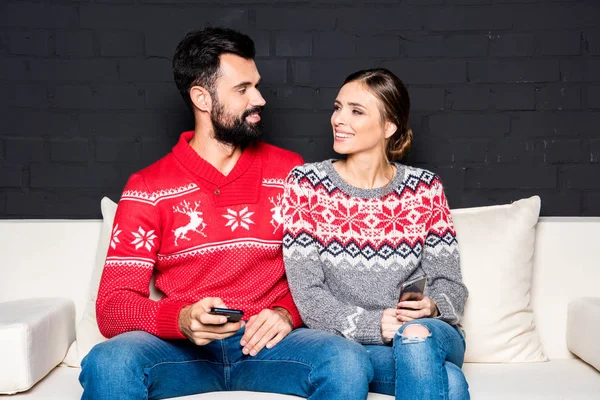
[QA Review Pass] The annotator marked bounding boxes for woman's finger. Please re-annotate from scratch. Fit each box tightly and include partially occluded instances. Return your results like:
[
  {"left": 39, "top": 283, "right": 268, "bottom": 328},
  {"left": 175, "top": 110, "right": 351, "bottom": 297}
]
[
  {"left": 397, "top": 315, "right": 415, "bottom": 323},
  {"left": 397, "top": 300, "right": 424, "bottom": 310},
  {"left": 396, "top": 308, "right": 424, "bottom": 319}
]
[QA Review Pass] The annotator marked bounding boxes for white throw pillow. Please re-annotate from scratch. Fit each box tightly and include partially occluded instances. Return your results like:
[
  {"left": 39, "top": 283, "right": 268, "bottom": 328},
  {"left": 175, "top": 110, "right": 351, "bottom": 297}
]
[
  {"left": 63, "top": 197, "right": 117, "bottom": 367},
  {"left": 63, "top": 197, "right": 164, "bottom": 367},
  {"left": 451, "top": 195, "right": 547, "bottom": 363}
]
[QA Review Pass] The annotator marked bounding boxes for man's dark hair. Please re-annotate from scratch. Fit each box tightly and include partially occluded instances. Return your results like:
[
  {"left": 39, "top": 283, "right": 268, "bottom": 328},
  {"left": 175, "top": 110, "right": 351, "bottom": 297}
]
[{"left": 173, "top": 27, "right": 256, "bottom": 109}]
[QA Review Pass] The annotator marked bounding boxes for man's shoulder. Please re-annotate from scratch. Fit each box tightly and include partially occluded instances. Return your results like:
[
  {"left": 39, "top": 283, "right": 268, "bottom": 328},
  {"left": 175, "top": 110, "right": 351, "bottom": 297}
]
[
  {"left": 123, "top": 153, "right": 180, "bottom": 192},
  {"left": 256, "top": 142, "right": 304, "bottom": 180},
  {"left": 257, "top": 141, "right": 303, "bottom": 167}
]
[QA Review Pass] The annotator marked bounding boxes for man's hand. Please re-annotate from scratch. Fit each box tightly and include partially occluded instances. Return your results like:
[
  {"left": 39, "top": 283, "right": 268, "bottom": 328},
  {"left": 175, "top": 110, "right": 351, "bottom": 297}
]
[
  {"left": 240, "top": 307, "right": 293, "bottom": 356},
  {"left": 396, "top": 295, "right": 439, "bottom": 323},
  {"left": 381, "top": 308, "right": 402, "bottom": 343},
  {"left": 178, "top": 297, "right": 244, "bottom": 346}
]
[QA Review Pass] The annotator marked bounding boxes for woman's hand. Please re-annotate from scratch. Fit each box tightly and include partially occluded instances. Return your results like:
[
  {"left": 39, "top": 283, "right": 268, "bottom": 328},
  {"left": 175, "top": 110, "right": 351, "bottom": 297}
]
[
  {"left": 396, "top": 295, "right": 439, "bottom": 323},
  {"left": 381, "top": 308, "right": 403, "bottom": 344}
]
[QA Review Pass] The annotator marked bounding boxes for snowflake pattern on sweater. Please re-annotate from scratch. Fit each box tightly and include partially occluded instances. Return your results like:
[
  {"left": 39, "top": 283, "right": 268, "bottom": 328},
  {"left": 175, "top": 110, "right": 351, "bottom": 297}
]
[
  {"left": 96, "top": 131, "right": 304, "bottom": 340},
  {"left": 282, "top": 160, "right": 468, "bottom": 345}
]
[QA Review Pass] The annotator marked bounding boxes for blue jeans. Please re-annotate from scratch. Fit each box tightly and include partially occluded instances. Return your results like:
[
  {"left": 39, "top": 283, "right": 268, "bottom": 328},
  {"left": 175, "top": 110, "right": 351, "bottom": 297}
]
[
  {"left": 365, "top": 318, "right": 469, "bottom": 400},
  {"left": 79, "top": 327, "right": 372, "bottom": 400}
]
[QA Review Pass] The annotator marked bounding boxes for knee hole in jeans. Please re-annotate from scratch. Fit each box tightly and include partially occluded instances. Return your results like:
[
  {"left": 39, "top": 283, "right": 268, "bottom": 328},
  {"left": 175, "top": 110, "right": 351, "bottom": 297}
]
[{"left": 398, "top": 324, "right": 432, "bottom": 344}]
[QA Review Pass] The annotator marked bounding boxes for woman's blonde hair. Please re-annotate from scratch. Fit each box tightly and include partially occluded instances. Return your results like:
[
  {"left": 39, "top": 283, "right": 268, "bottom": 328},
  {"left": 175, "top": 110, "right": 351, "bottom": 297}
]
[{"left": 343, "top": 68, "right": 412, "bottom": 162}]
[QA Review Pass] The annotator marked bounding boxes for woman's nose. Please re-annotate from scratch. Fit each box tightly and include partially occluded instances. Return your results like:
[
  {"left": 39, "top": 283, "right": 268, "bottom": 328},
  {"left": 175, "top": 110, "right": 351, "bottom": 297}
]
[{"left": 332, "top": 112, "right": 346, "bottom": 127}]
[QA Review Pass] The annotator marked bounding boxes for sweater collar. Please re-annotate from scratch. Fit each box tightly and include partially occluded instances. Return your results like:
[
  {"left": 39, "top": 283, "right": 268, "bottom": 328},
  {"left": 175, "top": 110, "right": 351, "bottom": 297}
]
[{"left": 172, "top": 130, "right": 258, "bottom": 187}]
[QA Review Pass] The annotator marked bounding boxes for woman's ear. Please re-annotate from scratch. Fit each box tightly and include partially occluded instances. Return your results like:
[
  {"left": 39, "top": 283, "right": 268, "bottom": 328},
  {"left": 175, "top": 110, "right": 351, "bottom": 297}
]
[
  {"left": 189, "top": 86, "right": 212, "bottom": 113},
  {"left": 384, "top": 121, "right": 397, "bottom": 139}
]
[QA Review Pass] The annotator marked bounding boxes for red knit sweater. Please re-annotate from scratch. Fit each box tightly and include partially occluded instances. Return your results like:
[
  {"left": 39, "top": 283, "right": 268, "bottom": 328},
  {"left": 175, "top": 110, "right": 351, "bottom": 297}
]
[{"left": 96, "top": 131, "right": 304, "bottom": 339}]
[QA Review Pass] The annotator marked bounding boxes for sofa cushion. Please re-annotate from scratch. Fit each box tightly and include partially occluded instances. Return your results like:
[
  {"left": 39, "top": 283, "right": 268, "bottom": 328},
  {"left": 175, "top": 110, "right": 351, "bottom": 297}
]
[
  {"left": 567, "top": 297, "right": 600, "bottom": 371},
  {"left": 462, "top": 359, "right": 600, "bottom": 399},
  {"left": 451, "top": 195, "right": 547, "bottom": 362},
  {"left": 0, "top": 298, "right": 75, "bottom": 394}
]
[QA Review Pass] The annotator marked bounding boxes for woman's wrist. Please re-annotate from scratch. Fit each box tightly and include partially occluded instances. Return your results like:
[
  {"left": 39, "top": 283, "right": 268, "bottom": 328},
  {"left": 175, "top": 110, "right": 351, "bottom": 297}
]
[{"left": 431, "top": 299, "right": 440, "bottom": 318}]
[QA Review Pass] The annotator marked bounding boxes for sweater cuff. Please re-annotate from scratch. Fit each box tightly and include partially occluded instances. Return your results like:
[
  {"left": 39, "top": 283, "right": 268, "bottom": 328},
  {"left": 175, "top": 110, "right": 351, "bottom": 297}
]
[
  {"left": 156, "top": 301, "right": 189, "bottom": 339},
  {"left": 270, "top": 292, "right": 303, "bottom": 329},
  {"left": 354, "top": 310, "right": 385, "bottom": 345},
  {"left": 432, "top": 294, "right": 458, "bottom": 325}
]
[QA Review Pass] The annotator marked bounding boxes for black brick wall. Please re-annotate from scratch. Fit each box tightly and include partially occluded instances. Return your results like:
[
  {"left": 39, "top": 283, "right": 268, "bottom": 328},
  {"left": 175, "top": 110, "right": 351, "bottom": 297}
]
[{"left": 1, "top": 0, "right": 600, "bottom": 218}]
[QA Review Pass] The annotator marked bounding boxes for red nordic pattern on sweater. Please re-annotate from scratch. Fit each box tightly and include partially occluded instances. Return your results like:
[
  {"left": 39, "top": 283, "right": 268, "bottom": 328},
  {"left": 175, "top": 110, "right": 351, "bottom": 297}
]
[
  {"left": 96, "top": 131, "right": 304, "bottom": 339},
  {"left": 283, "top": 165, "right": 457, "bottom": 266}
]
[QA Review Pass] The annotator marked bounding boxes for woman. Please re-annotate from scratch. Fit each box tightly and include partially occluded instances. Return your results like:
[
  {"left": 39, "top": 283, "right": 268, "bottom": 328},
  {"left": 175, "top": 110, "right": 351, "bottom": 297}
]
[{"left": 282, "top": 68, "right": 469, "bottom": 399}]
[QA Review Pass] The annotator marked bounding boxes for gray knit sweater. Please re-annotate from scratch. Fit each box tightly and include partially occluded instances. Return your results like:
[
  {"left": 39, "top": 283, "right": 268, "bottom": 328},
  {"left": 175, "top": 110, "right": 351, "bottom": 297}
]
[{"left": 282, "top": 160, "right": 468, "bottom": 345}]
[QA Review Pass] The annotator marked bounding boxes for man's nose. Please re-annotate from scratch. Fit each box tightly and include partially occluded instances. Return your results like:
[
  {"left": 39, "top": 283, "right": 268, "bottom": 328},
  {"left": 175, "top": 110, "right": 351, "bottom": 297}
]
[{"left": 251, "top": 88, "right": 266, "bottom": 107}]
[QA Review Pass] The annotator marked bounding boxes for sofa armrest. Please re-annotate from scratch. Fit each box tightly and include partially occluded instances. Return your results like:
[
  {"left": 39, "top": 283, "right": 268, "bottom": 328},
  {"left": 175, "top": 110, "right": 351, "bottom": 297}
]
[
  {"left": 567, "top": 297, "right": 600, "bottom": 372},
  {"left": 0, "top": 298, "right": 75, "bottom": 394}
]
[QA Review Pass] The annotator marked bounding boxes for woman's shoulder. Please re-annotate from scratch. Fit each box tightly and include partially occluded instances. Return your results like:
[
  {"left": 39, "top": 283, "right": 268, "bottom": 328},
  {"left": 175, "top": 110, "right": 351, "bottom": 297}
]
[{"left": 396, "top": 164, "right": 444, "bottom": 189}]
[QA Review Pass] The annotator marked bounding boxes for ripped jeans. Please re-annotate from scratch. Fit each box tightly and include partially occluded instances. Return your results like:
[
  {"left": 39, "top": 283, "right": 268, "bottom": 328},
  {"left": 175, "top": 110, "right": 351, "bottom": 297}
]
[{"left": 364, "top": 318, "right": 469, "bottom": 400}]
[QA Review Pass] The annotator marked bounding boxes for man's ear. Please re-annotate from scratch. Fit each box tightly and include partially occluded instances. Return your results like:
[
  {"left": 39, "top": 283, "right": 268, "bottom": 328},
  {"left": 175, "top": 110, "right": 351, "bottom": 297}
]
[
  {"left": 384, "top": 121, "right": 397, "bottom": 139},
  {"left": 189, "top": 86, "right": 212, "bottom": 113}
]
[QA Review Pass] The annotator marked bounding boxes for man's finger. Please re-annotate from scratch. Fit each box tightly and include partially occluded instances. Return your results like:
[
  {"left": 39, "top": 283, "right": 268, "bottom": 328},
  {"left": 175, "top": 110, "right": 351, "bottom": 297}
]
[
  {"left": 192, "top": 329, "right": 238, "bottom": 343},
  {"left": 199, "top": 312, "right": 229, "bottom": 325},
  {"left": 243, "top": 315, "right": 275, "bottom": 355},
  {"left": 196, "top": 322, "right": 242, "bottom": 337},
  {"left": 266, "top": 329, "right": 289, "bottom": 350},
  {"left": 249, "top": 324, "right": 280, "bottom": 356},
  {"left": 245, "top": 315, "right": 257, "bottom": 327},
  {"left": 193, "top": 320, "right": 243, "bottom": 334},
  {"left": 240, "top": 313, "right": 266, "bottom": 347},
  {"left": 198, "top": 297, "right": 226, "bottom": 312},
  {"left": 190, "top": 318, "right": 203, "bottom": 331}
]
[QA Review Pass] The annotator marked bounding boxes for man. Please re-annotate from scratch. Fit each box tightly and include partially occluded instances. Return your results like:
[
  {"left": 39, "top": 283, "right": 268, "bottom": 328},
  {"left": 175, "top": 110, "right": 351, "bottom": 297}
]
[{"left": 79, "top": 28, "right": 372, "bottom": 400}]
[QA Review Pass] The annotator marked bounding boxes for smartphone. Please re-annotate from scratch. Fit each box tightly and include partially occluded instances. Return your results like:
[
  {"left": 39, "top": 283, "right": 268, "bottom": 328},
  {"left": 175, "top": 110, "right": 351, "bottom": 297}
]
[
  {"left": 209, "top": 307, "right": 244, "bottom": 323},
  {"left": 398, "top": 274, "right": 427, "bottom": 303}
]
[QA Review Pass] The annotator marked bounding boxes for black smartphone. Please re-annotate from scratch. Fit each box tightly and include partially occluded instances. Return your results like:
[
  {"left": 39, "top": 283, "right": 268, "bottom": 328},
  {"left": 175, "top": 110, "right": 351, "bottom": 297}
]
[
  {"left": 398, "top": 274, "right": 427, "bottom": 303},
  {"left": 209, "top": 307, "right": 244, "bottom": 322}
]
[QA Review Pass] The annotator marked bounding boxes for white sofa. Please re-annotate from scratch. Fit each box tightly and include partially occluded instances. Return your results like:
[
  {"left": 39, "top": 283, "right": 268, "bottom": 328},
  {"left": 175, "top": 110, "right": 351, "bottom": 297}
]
[{"left": 1, "top": 197, "right": 600, "bottom": 399}]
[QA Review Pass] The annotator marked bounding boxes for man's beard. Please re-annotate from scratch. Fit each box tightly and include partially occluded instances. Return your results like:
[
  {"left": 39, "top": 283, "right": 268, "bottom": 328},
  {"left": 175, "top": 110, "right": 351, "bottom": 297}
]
[{"left": 211, "top": 101, "right": 263, "bottom": 148}]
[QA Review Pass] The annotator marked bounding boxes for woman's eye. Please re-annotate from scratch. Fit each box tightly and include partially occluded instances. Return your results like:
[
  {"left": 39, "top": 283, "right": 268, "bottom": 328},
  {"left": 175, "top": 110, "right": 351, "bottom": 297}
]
[
  {"left": 333, "top": 105, "right": 341, "bottom": 111},
  {"left": 352, "top": 110, "right": 363, "bottom": 115}
]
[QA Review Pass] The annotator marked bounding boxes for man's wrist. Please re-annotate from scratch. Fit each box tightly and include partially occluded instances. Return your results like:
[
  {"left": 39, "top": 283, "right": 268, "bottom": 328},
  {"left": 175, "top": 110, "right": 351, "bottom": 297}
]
[
  {"left": 178, "top": 305, "right": 192, "bottom": 336},
  {"left": 273, "top": 307, "right": 294, "bottom": 328}
]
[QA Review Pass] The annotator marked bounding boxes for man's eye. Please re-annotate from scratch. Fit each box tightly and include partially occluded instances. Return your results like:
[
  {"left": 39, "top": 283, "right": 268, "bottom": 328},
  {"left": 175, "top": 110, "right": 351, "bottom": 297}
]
[{"left": 238, "top": 88, "right": 247, "bottom": 94}]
